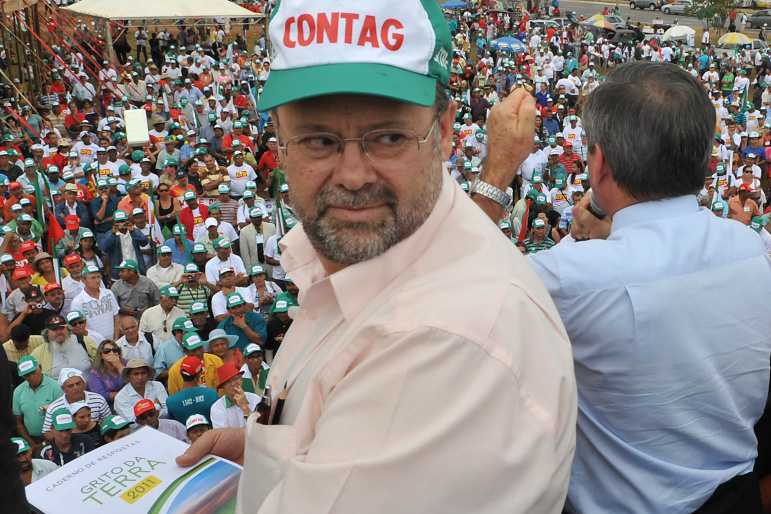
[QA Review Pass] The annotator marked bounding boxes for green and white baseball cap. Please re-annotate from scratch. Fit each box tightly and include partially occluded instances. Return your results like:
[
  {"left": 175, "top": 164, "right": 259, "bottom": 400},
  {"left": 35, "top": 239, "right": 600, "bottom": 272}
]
[
  {"left": 257, "top": 0, "right": 453, "bottom": 111},
  {"left": 17, "top": 355, "right": 38, "bottom": 376},
  {"left": 189, "top": 301, "right": 208, "bottom": 315},
  {"left": 12, "top": 437, "right": 30, "bottom": 453}
]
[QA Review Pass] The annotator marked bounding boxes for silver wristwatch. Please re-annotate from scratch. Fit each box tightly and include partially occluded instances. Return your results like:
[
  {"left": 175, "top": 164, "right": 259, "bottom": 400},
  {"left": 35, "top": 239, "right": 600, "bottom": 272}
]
[{"left": 469, "top": 177, "right": 512, "bottom": 209}]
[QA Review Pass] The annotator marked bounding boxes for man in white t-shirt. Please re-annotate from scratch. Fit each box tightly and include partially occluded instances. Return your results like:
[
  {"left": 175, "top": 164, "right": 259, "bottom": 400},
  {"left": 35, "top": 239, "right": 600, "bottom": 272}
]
[
  {"left": 227, "top": 151, "right": 257, "bottom": 197},
  {"left": 204, "top": 237, "right": 248, "bottom": 285},
  {"left": 72, "top": 132, "right": 99, "bottom": 165},
  {"left": 69, "top": 265, "right": 119, "bottom": 341},
  {"left": 562, "top": 116, "right": 584, "bottom": 160},
  {"left": 210, "top": 267, "right": 255, "bottom": 321}
]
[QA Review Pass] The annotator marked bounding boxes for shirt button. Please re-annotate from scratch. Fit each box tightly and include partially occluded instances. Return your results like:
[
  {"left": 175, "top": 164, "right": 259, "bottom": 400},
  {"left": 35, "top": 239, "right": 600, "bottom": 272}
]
[{"left": 306, "top": 310, "right": 317, "bottom": 321}]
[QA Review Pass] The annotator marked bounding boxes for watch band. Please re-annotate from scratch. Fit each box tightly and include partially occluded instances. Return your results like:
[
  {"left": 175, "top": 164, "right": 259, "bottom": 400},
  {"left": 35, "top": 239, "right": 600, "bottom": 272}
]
[{"left": 469, "top": 178, "right": 512, "bottom": 209}]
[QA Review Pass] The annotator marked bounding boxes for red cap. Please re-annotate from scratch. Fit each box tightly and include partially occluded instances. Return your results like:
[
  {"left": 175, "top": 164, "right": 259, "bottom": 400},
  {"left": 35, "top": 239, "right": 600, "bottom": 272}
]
[
  {"left": 564, "top": 141, "right": 573, "bottom": 147},
  {"left": 133, "top": 399, "right": 156, "bottom": 417},
  {"left": 64, "top": 254, "right": 82, "bottom": 266},
  {"left": 19, "top": 241, "right": 36, "bottom": 253},
  {"left": 65, "top": 214, "right": 79, "bottom": 230},
  {"left": 180, "top": 356, "right": 203, "bottom": 377},
  {"left": 739, "top": 183, "right": 754, "bottom": 192},
  {"left": 170, "top": 109, "right": 179, "bottom": 120},
  {"left": 143, "top": 105, "right": 152, "bottom": 111},
  {"left": 216, "top": 361, "right": 243, "bottom": 389},
  {"left": 9, "top": 181, "right": 20, "bottom": 190},
  {"left": 44, "top": 282, "right": 62, "bottom": 294},
  {"left": 13, "top": 268, "right": 30, "bottom": 280}
]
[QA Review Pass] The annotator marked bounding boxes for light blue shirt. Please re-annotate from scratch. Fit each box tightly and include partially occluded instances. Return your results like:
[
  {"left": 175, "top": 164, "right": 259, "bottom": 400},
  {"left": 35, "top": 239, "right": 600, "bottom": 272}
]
[
  {"left": 529, "top": 195, "right": 771, "bottom": 514},
  {"left": 153, "top": 337, "right": 185, "bottom": 378}
]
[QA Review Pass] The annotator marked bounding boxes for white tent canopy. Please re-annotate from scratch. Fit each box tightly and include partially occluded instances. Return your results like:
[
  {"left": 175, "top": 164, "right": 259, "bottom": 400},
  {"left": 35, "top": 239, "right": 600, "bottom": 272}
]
[{"left": 62, "top": 0, "right": 264, "bottom": 21}]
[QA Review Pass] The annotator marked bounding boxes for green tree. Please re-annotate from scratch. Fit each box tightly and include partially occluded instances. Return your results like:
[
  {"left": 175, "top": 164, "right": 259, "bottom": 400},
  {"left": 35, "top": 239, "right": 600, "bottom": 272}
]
[{"left": 685, "top": 0, "right": 741, "bottom": 34}]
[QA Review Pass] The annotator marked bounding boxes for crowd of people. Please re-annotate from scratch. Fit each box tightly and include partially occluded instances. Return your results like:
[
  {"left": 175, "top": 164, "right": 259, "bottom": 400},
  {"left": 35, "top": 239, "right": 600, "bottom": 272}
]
[
  {"left": 440, "top": 2, "right": 771, "bottom": 255},
  {"left": 2, "top": 0, "right": 771, "bottom": 513},
  {"left": 0, "top": 10, "right": 303, "bottom": 488}
]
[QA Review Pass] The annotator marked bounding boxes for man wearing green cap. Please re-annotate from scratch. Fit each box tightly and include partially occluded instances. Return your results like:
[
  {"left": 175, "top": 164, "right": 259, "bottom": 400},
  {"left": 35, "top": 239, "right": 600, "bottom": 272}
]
[
  {"left": 111, "top": 259, "right": 160, "bottom": 321},
  {"left": 12, "top": 356, "right": 62, "bottom": 452},
  {"left": 139, "top": 285, "right": 185, "bottom": 347},
  {"left": 178, "top": 1, "right": 574, "bottom": 512},
  {"left": 152, "top": 316, "right": 197, "bottom": 381},
  {"left": 36, "top": 407, "right": 94, "bottom": 465},
  {"left": 101, "top": 210, "right": 149, "bottom": 279},
  {"left": 216, "top": 292, "right": 266, "bottom": 352},
  {"left": 13, "top": 436, "right": 59, "bottom": 485}
]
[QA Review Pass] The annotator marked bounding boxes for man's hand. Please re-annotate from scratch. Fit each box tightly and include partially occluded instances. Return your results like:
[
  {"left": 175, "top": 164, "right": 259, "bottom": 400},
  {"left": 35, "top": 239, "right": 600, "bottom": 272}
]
[
  {"left": 571, "top": 193, "right": 612, "bottom": 241},
  {"left": 176, "top": 428, "right": 245, "bottom": 467},
  {"left": 474, "top": 88, "right": 536, "bottom": 222},
  {"left": 233, "top": 314, "right": 246, "bottom": 329}
]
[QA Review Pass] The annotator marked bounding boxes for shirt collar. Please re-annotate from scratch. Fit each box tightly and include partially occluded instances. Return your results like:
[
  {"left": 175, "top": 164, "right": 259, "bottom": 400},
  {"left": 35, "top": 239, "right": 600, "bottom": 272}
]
[
  {"left": 280, "top": 171, "right": 456, "bottom": 322},
  {"left": 611, "top": 195, "right": 700, "bottom": 234}
]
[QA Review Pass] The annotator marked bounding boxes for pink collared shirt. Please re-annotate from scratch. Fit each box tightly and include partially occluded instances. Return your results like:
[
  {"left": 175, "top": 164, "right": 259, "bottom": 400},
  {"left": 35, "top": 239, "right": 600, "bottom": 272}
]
[{"left": 238, "top": 172, "right": 577, "bottom": 513}]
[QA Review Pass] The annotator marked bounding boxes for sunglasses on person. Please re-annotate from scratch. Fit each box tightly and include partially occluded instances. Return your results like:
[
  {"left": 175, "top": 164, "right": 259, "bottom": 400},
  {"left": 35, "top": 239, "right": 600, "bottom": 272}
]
[
  {"left": 158, "top": 188, "right": 169, "bottom": 193},
  {"left": 102, "top": 347, "right": 118, "bottom": 354},
  {"left": 70, "top": 319, "right": 86, "bottom": 326}
]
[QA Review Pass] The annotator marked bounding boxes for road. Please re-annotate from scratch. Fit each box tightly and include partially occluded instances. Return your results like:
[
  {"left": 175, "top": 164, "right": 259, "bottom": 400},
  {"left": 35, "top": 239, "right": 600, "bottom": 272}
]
[{"left": 559, "top": 0, "right": 706, "bottom": 28}]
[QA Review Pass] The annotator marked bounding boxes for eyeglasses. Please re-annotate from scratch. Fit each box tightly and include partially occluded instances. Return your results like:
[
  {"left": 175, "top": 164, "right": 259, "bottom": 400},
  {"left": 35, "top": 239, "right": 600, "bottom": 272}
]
[
  {"left": 70, "top": 319, "right": 86, "bottom": 326},
  {"left": 278, "top": 120, "right": 437, "bottom": 170},
  {"left": 158, "top": 188, "right": 169, "bottom": 193},
  {"left": 102, "top": 347, "right": 118, "bottom": 354}
]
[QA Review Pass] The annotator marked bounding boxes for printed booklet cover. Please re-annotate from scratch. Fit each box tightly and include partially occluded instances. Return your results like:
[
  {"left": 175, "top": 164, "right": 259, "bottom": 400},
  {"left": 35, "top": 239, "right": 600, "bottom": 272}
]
[{"left": 26, "top": 427, "right": 242, "bottom": 514}]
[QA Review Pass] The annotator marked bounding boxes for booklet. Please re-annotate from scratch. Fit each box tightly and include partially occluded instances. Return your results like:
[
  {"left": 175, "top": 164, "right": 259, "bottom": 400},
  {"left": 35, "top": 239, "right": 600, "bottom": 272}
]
[{"left": 26, "top": 427, "right": 242, "bottom": 514}]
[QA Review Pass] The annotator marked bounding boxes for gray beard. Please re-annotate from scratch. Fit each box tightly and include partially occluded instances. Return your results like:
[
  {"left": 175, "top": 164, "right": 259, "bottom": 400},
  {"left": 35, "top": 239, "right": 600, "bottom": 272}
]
[{"left": 294, "top": 157, "right": 443, "bottom": 267}]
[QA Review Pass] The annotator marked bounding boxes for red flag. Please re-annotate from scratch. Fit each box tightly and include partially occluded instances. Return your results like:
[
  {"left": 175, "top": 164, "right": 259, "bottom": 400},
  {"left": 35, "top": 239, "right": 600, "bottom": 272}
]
[
  {"left": 517, "top": 200, "right": 530, "bottom": 242},
  {"left": 48, "top": 211, "right": 66, "bottom": 247}
]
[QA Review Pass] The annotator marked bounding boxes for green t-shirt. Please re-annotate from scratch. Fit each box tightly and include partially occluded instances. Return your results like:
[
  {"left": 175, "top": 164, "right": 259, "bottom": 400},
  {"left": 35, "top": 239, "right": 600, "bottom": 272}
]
[
  {"left": 12, "top": 374, "right": 63, "bottom": 437},
  {"left": 722, "top": 73, "right": 735, "bottom": 91}
]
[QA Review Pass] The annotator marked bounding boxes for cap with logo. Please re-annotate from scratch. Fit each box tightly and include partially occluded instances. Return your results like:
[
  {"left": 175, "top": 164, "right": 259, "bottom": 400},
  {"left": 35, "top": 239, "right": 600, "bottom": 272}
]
[
  {"left": 100, "top": 414, "right": 131, "bottom": 435},
  {"left": 115, "top": 259, "right": 138, "bottom": 271},
  {"left": 213, "top": 236, "right": 232, "bottom": 249},
  {"left": 113, "top": 209, "right": 128, "bottom": 221},
  {"left": 185, "top": 414, "right": 211, "bottom": 430},
  {"left": 159, "top": 285, "right": 180, "bottom": 297},
  {"left": 189, "top": 301, "right": 208, "bottom": 315},
  {"left": 751, "top": 216, "right": 764, "bottom": 232},
  {"left": 272, "top": 299, "right": 290, "bottom": 313},
  {"left": 133, "top": 398, "right": 157, "bottom": 417},
  {"left": 184, "top": 263, "right": 199, "bottom": 273},
  {"left": 243, "top": 343, "right": 264, "bottom": 357},
  {"left": 192, "top": 243, "right": 207, "bottom": 254},
  {"left": 257, "top": 0, "right": 452, "bottom": 111},
  {"left": 50, "top": 408, "right": 77, "bottom": 430},
  {"left": 58, "top": 367, "right": 84, "bottom": 385},
  {"left": 182, "top": 332, "right": 205, "bottom": 350},
  {"left": 171, "top": 316, "right": 197, "bottom": 333},
  {"left": 17, "top": 355, "right": 38, "bottom": 376},
  {"left": 226, "top": 292, "right": 245, "bottom": 307},
  {"left": 180, "top": 356, "right": 203, "bottom": 377},
  {"left": 12, "top": 437, "right": 30, "bottom": 454},
  {"left": 157, "top": 245, "right": 172, "bottom": 254}
]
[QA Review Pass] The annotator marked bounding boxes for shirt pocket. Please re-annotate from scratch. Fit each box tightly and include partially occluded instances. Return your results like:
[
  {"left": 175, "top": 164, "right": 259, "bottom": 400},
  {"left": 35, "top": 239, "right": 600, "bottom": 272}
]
[{"left": 239, "top": 421, "right": 298, "bottom": 511}]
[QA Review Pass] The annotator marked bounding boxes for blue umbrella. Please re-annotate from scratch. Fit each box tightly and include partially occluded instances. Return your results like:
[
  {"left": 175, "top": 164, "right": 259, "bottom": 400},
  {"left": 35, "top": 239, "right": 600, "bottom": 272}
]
[
  {"left": 441, "top": 0, "right": 468, "bottom": 8},
  {"left": 490, "top": 37, "right": 526, "bottom": 52}
]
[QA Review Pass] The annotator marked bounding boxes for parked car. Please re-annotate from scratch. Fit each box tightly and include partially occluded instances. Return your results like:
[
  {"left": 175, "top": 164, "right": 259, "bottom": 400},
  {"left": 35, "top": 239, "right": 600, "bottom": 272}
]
[
  {"left": 629, "top": 0, "right": 665, "bottom": 10},
  {"left": 715, "top": 38, "right": 768, "bottom": 60},
  {"left": 529, "top": 19, "right": 560, "bottom": 32},
  {"left": 746, "top": 10, "right": 771, "bottom": 29},
  {"left": 662, "top": 0, "right": 692, "bottom": 14},
  {"left": 604, "top": 15, "right": 627, "bottom": 28}
]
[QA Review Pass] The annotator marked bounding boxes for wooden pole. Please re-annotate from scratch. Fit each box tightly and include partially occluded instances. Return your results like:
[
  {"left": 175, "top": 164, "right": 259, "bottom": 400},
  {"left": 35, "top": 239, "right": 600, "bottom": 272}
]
[
  {"left": 13, "top": 14, "right": 23, "bottom": 89},
  {"left": 32, "top": 3, "right": 44, "bottom": 94},
  {"left": 0, "top": 1, "right": 13, "bottom": 84},
  {"left": 106, "top": 20, "right": 116, "bottom": 63}
]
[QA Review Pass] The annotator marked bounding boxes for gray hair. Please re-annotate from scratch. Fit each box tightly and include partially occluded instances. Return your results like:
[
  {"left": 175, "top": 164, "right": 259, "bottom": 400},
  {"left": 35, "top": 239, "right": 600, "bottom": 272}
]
[
  {"left": 42, "top": 325, "right": 73, "bottom": 345},
  {"left": 583, "top": 62, "right": 713, "bottom": 202}
]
